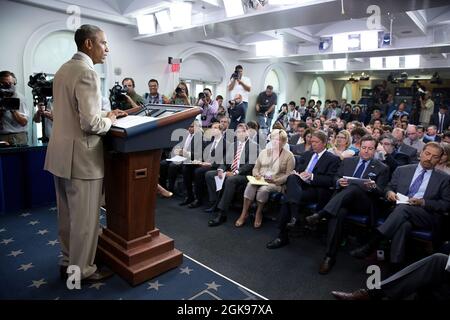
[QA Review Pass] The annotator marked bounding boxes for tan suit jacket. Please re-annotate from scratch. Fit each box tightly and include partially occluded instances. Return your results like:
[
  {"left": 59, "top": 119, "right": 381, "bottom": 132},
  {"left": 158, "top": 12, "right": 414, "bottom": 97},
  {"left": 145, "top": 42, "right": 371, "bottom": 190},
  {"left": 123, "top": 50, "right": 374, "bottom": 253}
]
[
  {"left": 252, "top": 148, "right": 295, "bottom": 186},
  {"left": 44, "top": 52, "right": 112, "bottom": 180}
]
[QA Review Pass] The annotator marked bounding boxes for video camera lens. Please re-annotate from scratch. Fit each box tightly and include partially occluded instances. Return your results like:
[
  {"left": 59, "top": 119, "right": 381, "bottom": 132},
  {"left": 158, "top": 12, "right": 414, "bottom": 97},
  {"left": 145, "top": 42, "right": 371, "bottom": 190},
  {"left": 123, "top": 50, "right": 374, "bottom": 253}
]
[{"left": 175, "top": 87, "right": 183, "bottom": 94}]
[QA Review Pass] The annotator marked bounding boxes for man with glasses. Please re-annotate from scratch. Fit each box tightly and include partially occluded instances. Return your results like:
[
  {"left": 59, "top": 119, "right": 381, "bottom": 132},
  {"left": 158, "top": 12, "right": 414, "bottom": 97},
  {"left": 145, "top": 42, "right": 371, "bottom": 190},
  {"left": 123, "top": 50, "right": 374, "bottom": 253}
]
[
  {"left": 143, "top": 79, "right": 169, "bottom": 105},
  {"left": 199, "top": 88, "right": 218, "bottom": 128},
  {"left": 118, "top": 77, "right": 144, "bottom": 111},
  {"left": 404, "top": 125, "right": 425, "bottom": 154}
]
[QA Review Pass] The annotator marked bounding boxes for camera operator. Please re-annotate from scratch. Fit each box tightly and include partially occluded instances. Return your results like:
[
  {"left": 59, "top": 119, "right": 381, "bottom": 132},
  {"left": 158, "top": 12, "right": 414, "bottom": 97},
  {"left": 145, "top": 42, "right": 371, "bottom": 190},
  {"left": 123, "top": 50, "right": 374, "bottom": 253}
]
[
  {"left": 227, "top": 65, "right": 251, "bottom": 122},
  {"left": 33, "top": 100, "right": 53, "bottom": 139},
  {"left": 419, "top": 92, "right": 434, "bottom": 127},
  {"left": 119, "top": 77, "right": 144, "bottom": 111},
  {"left": 387, "top": 101, "right": 409, "bottom": 124},
  {"left": 198, "top": 88, "right": 218, "bottom": 128},
  {"left": 256, "top": 85, "right": 277, "bottom": 134},
  {"left": 228, "top": 94, "right": 245, "bottom": 130},
  {"left": 143, "top": 79, "right": 170, "bottom": 105},
  {"left": 0, "top": 70, "right": 29, "bottom": 146},
  {"left": 171, "top": 82, "right": 190, "bottom": 105}
]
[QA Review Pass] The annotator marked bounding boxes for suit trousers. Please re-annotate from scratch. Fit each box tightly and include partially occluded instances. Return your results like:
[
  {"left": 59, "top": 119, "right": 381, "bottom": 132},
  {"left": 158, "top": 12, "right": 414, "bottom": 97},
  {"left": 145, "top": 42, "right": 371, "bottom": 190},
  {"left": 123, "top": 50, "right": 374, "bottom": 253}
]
[
  {"left": 217, "top": 175, "right": 248, "bottom": 213},
  {"left": 378, "top": 204, "right": 437, "bottom": 263},
  {"left": 381, "top": 253, "right": 450, "bottom": 300},
  {"left": 54, "top": 176, "right": 102, "bottom": 279},
  {"left": 323, "top": 185, "right": 373, "bottom": 258}
]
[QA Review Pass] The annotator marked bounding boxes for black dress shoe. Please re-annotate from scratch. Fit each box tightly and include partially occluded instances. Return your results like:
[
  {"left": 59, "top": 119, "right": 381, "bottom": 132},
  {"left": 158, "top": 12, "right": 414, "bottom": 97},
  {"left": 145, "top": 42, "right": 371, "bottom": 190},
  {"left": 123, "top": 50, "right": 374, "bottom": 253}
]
[
  {"left": 208, "top": 211, "right": 227, "bottom": 227},
  {"left": 331, "top": 289, "right": 370, "bottom": 300},
  {"left": 82, "top": 268, "right": 114, "bottom": 283},
  {"left": 350, "top": 243, "right": 374, "bottom": 259},
  {"left": 179, "top": 198, "right": 194, "bottom": 206},
  {"left": 204, "top": 203, "right": 217, "bottom": 213},
  {"left": 319, "top": 256, "right": 335, "bottom": 274},
  {"left": 188, "top": 200, "right": 202, "bottom": 208},
  {"left": 305, "top": 213, "right": 321, "bottom": 226},
  {"left": 266, "top": 237, "right": 289, "bottom": 249}
]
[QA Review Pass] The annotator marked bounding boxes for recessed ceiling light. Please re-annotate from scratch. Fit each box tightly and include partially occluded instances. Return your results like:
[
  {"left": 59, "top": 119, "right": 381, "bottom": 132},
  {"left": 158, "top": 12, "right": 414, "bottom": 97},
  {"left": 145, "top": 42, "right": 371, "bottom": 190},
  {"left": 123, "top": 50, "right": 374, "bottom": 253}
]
[{"left": 401, "top": 30, "right": 413, "bottom": 34}]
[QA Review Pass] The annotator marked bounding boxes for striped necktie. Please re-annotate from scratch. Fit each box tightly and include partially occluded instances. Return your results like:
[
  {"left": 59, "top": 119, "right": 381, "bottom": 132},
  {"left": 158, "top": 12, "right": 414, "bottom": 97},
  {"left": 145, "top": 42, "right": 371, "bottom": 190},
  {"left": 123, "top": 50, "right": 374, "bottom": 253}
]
[{"left": 231, "top": 142, "right": 244, "bottom": 172}]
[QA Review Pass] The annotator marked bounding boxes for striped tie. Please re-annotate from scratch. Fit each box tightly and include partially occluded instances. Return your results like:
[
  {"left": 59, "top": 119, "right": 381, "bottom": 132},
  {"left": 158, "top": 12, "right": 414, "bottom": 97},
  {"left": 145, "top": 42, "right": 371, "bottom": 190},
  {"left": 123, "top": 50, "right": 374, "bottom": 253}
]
[{"left": 231, "top": 142, "right": 243, "bottom": 172}]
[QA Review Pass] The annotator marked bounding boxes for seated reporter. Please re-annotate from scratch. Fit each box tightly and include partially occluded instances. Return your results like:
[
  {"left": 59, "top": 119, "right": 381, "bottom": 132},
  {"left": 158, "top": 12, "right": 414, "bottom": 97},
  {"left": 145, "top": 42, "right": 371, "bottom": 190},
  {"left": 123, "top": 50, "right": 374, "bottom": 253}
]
[
  {"left": 375, "top": 133, "right": 410, "bottom": 178},
  {"left": 235, "top": 129, "right": 295, "bottom": 229},
  {"left": 331, "top": 253, "right": 450, "bottom": 300},
  {"left": 305, "top": 135, "right": 390, "bottom": 274},
  {"left": 205, "top": 123, "right": 257, "bottom": 227},
  {"left": 266, "top": 130, "right": 340, "bottom": 249},
  {"left": 351, "top": 142, "right": 450, "bottom": 267}
]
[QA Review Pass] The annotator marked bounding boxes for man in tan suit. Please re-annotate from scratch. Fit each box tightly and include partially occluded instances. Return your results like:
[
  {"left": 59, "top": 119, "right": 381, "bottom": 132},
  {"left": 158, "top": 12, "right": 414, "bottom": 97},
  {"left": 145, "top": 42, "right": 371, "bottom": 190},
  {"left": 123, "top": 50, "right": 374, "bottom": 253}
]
[{"left": 45, "top": 24, "right": 126, "bottom": 281}]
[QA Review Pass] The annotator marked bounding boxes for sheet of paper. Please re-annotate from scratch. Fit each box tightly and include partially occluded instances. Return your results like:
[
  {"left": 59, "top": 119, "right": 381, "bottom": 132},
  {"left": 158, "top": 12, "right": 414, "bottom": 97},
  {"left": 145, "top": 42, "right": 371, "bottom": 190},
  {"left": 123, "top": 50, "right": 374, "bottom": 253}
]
[
  {"left": 396, "top": 192, "right": 410, "bottom": 205},
  {"left": 166, "top": 155, "right": 187, "bottom": 162},
  {"left": 215, "top": 175, "right": 225, "bottom": 191},
  {"left": 343, "top": 176, "right": 371, "bottom": 186},
  {"left": 113, "top": 115, "right": 157, "bottom": 129},
  {"left": 246, "top": 176, "right": 269, "bottom": 186}
]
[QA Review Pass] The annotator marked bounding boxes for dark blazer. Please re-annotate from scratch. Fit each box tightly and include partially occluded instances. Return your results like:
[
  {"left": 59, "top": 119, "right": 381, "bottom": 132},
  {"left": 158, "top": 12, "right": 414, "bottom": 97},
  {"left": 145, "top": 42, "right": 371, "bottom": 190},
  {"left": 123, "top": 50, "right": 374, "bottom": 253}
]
[
  {"left": 288, "top": 133, "right": 301, "bottom": 145},
  {"left": 423, "top": 135, "right": 442, "bottom": 144},
  {"left": 184, "top": 131, "right": 204, "bottom": 161},
  {"left": 296, "top": 150, "right": 341, "bottom": 188},
  {"left": 430, "top": 112, "right": 450, "bottom": 133},
  {"left": 383, "top": 150, "right": 410, "bottom": 178},
  {"left": 336, "top": 157, "right": 390, "bottom": 198},
  {"left": 228, "top": 103, "right": 245, "bottom": 130},
  {"left": 203, "top": 136, "right": 226, "bottom": 169},
  {"left": 218, "top": 139, "right": 257, "bottom": 176},
  {"left": 289, "top": 143, "right": 307, "bottom": 155},
  {"left": 386, "top": 164, "right": 450, "bottom": 215},
  {"left": 398, "top": 142, "right": 419, "bottom": 163}
]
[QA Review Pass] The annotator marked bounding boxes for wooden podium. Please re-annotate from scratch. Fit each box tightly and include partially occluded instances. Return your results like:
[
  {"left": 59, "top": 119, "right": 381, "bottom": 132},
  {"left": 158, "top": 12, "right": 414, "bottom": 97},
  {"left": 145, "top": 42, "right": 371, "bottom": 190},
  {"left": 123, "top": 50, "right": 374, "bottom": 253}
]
[{"left": 97, "top": 105, "right": 201, "bottom": 285}]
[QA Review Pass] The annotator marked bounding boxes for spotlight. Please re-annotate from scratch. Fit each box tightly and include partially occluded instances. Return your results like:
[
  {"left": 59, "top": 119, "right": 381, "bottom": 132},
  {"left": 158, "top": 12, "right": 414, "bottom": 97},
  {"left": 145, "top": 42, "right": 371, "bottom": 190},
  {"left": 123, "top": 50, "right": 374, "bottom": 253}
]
[{"left": 359, "top": 72, "right": 370, "bottom": 81}]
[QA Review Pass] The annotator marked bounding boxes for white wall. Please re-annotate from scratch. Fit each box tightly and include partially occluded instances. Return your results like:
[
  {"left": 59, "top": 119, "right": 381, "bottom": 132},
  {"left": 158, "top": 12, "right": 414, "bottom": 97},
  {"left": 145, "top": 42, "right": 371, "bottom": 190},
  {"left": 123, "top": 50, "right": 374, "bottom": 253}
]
[{"left": 0, "top": 0, "right": 305, "bottom": 126}]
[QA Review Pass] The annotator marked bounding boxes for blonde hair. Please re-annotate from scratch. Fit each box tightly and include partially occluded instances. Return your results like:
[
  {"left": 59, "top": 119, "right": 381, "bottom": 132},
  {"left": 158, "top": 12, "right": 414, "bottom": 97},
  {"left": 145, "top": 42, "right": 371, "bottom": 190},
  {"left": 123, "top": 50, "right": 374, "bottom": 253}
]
[
  {"left": 337, "top": 130, "right": 352, "bottom": 148},
  {"left": 270, "top": 129, "right": 288, "bottom": 144}
]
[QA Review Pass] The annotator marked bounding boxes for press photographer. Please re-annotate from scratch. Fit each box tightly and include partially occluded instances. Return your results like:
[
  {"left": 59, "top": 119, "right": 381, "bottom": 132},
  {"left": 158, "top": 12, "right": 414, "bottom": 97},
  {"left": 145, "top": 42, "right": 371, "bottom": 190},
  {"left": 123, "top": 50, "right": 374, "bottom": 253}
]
[
  {"left": 419, "top": 91, "right": 434, "bottom": 127},
  {"left": 228, "top": 94, "right": 245, "bottom": 130},
  {"left": 0, "top": 70, "right": 29, "bottom": 146},
  {"left": 170, "top": 82, "right": 190, "bottom": 105},
  {"left": 198, "top": 88, "right": 218, "bottom": 128},
  {"left": 256, "top": 85, "right": 277, "bottom": 134},
  {"left": 28, "top": 72, "right": 53, "bottom": 142},
  {"left": 227, "top": 65, "right": 251, "bottom": 122},
  {"left": 109, "top": 77, "right": 143, "bottom": 111}
]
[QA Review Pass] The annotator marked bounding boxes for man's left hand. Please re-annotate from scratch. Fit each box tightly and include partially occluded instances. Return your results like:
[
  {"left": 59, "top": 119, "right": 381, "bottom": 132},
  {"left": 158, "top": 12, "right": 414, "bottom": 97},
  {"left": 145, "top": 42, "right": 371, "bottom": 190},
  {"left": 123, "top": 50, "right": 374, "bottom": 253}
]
[{"left": 409, "top": 198, "right": 424, "bottom": 206}]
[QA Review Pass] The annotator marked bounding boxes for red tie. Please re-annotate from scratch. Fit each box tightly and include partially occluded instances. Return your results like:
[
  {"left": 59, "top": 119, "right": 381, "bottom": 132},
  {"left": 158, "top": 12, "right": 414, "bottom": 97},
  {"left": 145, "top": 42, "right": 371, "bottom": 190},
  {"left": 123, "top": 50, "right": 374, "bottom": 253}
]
[{"left": 231, "top": 142, "right": 243, "bottom": 172}]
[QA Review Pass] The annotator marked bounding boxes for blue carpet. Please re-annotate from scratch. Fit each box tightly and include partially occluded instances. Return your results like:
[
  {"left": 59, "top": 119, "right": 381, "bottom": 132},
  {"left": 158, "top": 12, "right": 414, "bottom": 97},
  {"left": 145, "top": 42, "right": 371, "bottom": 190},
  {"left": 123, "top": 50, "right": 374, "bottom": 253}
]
[{"left": 0, "top": 206, "right": 265, "bottom": 300}]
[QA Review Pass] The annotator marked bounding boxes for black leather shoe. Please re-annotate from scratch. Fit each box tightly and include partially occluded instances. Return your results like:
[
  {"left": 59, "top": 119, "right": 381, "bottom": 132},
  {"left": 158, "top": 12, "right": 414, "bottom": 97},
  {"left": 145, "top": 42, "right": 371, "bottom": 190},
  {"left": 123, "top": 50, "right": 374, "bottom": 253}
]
[
  {"left": 266, "top": 237, "right": 289, "bottom": 249},
  {"left": 319, "top": 256, "right": 335, "bottom": 274},
  {"left": 306, "top": 213, "right": 321, "bottom": 226},
  {"left": 204, "top": 203, "right": 217, "bottom": 213},
  {"left": 208, "top": 211, "right": 227, "bottom": 227},
  {"left": 188, "top": 200, "right": 202, "bottom": 208},
  {"left": 82, "top": 268, "right": 114, "bottom": 283},
  {"left": 331, "top": 289, "right": 370, "bottom": 300},
  {"left": 350, "top": 243, "right": 374, "bottom": 259},
  {"left": 179, "top": 198, "right": 194, "bottom": 206}
]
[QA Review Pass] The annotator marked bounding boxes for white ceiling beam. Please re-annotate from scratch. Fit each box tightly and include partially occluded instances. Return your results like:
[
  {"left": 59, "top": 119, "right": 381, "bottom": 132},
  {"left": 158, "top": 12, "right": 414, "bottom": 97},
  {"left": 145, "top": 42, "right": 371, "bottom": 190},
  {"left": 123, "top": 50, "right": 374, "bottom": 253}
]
[
  {"left": 11, "top": 0, "right": 134, "bottom": 25},
  {"left": 281, "top": 28, "right": 318, "bottom": 44},
  {"left": 201, "top": 0, "right": 221, "bottom": 7},
  {"left": 198, "top": 39, "right": 250, "bottom": 52},
  {"left": 406, "top": 11, "right": 427, "bottom": 35}
]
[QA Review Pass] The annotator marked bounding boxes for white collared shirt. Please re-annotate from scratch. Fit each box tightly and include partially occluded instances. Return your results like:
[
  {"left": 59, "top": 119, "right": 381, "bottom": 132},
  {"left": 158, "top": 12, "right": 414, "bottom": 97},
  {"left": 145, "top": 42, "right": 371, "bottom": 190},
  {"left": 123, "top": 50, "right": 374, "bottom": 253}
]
[{"left": 76, "top": 51, "right": 94, "bottom": 69}]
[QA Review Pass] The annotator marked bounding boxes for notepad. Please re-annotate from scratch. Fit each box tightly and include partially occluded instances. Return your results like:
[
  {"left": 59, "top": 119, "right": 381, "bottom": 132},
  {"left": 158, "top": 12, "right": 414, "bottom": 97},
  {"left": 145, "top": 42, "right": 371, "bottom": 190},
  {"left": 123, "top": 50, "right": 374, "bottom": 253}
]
[
  {"left": 215, "top": 175, "right": 225, "bottom": 191},
  {"left": 166, "top": 155, "right": 187, "bottom": 162},
  {"left": 396, "top": 193, "right": 410, "bottom": 205},
  {"left": 247, "top": 176, "right": 269, "bottom": 186},
  {"left": 343, "top": 176, "right": 371, "bottom": 187}
]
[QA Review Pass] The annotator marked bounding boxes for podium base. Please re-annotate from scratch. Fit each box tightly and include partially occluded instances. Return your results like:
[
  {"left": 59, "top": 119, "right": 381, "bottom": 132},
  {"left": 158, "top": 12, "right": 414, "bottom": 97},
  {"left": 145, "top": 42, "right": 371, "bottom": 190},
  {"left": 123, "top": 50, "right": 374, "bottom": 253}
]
[{"left": 97, "top": 227, "right": 183, "bottom": 286}]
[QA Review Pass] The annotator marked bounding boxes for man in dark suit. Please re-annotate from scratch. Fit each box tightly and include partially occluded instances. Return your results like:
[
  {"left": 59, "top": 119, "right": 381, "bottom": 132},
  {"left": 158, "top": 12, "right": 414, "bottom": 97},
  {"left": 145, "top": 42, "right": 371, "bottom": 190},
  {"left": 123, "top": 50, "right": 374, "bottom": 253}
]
[
  {"left": 206, "top": 123, "right": 257, "bottom": 226},
  {"left": 305, "top": 135, "right": 390, "bottom": 274},
  {"left": 392, "top": 128, "right": 419, "bottom": 163},
  {"left": 423, "top": 125, "right": 441, "bottom": 143},
  {"left": 266, "top": 130, "right": 340, "bottom": 249},
  {"left": 160, "top": 120, "right": 203, "bottom": 193},
  {"left": 351, "top": 142, "right": 450, "bottom": 266},
  {"left": 378, "top": 133, "right": 410, "bottom": 178},
  {"left": 180, "top": 122, "right": 225, "bottom": 207},
  {"left": 430, "top": 105, "right": 450, "bottom": 135},
  {"left": 331, "top": 252, "right": 450, "bottom": 300}
]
